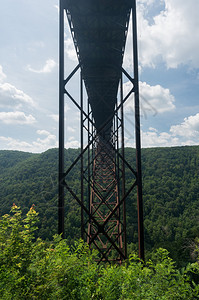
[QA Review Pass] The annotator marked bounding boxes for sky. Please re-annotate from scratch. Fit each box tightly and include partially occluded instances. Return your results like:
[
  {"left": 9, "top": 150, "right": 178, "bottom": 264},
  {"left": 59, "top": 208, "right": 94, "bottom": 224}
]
[{"left": 0, "top": 0, "right": 199, "bottom": 153}]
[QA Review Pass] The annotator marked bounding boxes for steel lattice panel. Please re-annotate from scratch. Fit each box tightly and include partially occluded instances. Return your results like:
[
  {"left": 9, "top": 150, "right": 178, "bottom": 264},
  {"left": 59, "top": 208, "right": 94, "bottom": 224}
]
[{"left": 59, "top": 0, "right": 145, "bottom": 263}]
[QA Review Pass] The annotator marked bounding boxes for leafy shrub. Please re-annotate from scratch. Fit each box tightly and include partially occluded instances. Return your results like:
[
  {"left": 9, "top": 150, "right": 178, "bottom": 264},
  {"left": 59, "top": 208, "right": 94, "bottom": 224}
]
[{"left": 0, "top": 206, "right": 198, "bottom": 299}]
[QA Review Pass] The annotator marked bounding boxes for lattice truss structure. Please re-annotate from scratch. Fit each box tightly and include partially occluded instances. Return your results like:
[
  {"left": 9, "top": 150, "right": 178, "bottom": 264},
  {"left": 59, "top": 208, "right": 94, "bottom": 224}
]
[{"left": 59, "top": 0, "right": 144, "bottom": 263}]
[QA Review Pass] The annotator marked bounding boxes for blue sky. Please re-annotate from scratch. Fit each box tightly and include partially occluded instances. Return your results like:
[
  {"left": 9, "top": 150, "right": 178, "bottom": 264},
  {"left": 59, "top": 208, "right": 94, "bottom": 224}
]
[{"left": 0, "top": 0, "right": 199, "bottom": 152}]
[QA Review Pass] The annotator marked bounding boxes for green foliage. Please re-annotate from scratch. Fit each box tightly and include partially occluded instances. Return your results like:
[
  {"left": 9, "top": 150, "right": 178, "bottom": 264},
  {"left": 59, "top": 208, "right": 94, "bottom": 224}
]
[
  {"left": 0, "top": 205, "right": 98, "bottom": 299},
  {"left": 97, "top": 249, "right": 199, "bottom": 299},
  {"left": 0, "top": 207, "right": 199, "bottom": 299},
  {"left": 0, "top": 204, "right": 39, "bottom": 298},
  {"left": 0, "top": 146, "right": 199, "bottom": 265},
  {"left": 125, "top": 146, "right": 199, "bottom": 266}
]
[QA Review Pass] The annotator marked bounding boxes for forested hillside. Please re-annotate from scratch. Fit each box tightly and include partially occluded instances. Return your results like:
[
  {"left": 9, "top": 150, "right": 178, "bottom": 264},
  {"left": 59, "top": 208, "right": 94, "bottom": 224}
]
[{"left": 0, "top": 146, "right": 199, "bottom": 266}]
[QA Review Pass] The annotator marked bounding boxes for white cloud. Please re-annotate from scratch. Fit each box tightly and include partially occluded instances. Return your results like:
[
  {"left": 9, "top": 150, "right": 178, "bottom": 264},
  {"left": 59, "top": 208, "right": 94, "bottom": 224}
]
[
  {"left": 37, "top": 129, "right": 50, "bottom": 136},
  {"left": 125, "top": 113, "right": 199, "bottom": 148},
  {"left": 64, "top": 37, "right": 77, "bottom": 62},
  {"left": 137, "top": 0, "right": 199, "bottom": 69},
  {"left": 0, "top": 136, "right": 35, "bottom": 152},
  {"left": 123, "top": 80, "right": 175, "bottom": 116},
  {"left": 0, "top": 111, "right": 36, "bottom": 125},
  {"left": 50, "top": 114, "right": 59, "bottom": 122},
  {"left": 0, "top": 65, "right": 6, "bottom": 82},
  {"left": 65, "top": 139, "right": 79, "bottom": 149},
  {"left": 27, "top": 59, "right": 57, "bottom": 73},
  {"left": 142, "top": 113, "right": 199, "bottom": 147},
  {"left": 170, "top": 113, "right": 199, "bottom": 138},
  {"left": 140, "top": 81, "right": 175, "bottom": 114},
  {"left": 0, "top": 65, "right": 36, "bottom": 109},
  {"left": 0, "top": 131, "right": 58, "bottom": 153},
  {"left": 0, "top": 82, "right": 35, "bottom": 108},
  {"left": 36, "top": 134, "right": 57, "bottom": 146},
  {"left": 148, "top": 126, "right": 157, "bottom": 132},
  {"left": 141, "top": 128, "right": 179, "bottom": 148}
]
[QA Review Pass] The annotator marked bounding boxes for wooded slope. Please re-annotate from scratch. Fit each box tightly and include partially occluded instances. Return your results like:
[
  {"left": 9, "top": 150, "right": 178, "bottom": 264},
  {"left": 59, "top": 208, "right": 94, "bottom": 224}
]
[{"left": 0, "top": 146, "right": 198, "bottom": 265}]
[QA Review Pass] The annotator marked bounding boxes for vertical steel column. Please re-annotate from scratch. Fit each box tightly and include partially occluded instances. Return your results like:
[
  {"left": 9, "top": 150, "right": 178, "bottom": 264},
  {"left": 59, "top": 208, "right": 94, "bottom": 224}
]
[
  {"left": 120, "top": 75, "right": 127, "bottom": 258},
  {"left": 80, "top": 72, "right": 84, "bottom": 239},
  {"left": 115, "top": 96, "right": 121, "bottom": 257},
  {"left": 87, "top": 97, "right": 91, "bottom": 238},
  {"left": 58, "top": 0, "right": 65, "bottom": 238},
  {"left": 132, "top": 0, "right": 145, "bottom": 261}
]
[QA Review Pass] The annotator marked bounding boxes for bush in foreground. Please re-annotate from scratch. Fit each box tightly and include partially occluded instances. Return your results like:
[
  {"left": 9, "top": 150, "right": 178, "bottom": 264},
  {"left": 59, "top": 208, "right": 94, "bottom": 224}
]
[{"left": 0, "top": 205, "right": 198, "bottom": 299}]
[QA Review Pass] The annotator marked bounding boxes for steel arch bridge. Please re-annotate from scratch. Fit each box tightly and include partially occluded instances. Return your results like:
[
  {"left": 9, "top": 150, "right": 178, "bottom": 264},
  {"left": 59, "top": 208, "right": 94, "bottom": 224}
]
[{"left": 58, "top": 0, "right": 144, "bottom": 263}]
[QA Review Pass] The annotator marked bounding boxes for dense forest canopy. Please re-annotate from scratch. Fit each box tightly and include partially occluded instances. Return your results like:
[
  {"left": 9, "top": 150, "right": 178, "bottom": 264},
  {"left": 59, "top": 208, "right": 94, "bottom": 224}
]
[{"left": 0, "top": 146, "right": 199, "bottom": 266}]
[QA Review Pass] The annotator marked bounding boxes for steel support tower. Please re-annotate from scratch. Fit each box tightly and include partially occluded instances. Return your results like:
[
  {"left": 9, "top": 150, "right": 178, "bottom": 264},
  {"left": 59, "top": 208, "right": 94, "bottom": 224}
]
[{"left": 58, "top": 0, "right": 144, "bottom": 263}]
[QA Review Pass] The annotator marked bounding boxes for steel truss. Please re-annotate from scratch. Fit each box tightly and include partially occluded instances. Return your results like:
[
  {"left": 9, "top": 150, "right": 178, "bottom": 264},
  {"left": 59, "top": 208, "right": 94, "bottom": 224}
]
[{"left": 59, "top": 0, "right": 144, "bottom": 263}]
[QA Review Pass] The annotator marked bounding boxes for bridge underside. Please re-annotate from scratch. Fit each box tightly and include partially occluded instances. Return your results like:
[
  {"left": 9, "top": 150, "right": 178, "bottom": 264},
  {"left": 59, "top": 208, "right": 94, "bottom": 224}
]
[
  {"left": 64, "top": 0, "right": 131, "bottom": 140},
  {"left": 59, "top": 0, "right": 144, "bottom": 263}
]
